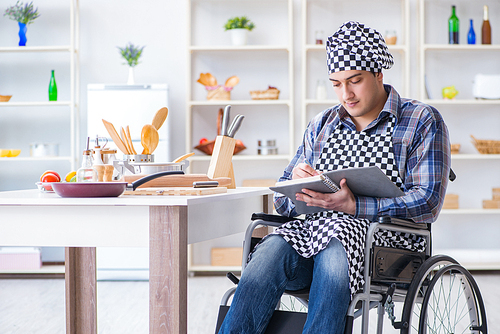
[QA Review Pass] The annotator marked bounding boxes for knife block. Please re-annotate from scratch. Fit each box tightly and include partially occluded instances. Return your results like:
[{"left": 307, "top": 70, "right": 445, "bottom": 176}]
[{"left": 207, "top": 135, "right": 236, "bottom": 189}]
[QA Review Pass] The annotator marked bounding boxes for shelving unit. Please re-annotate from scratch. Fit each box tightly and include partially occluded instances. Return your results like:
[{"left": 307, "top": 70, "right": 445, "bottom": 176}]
[
  {"left": 0, "top": 1, "right": 79, "bottom": 172},
  {"left": 300, "top": 0, "right": 410, "bottom": 130},
  {"left": 186, "top": 0, "right": 294, "bottom": 272},
  {"left": 186, "top": 0, "right": 294, "bottom": 178},
  {"left": 418, "top": 0, "right": 500, "bottom": 269}
]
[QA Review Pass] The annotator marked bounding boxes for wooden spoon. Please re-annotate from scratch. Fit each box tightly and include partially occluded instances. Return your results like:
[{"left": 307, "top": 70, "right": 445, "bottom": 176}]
[
  {"left": 197, "top": 73, "right": 209, "bottom": 86},
  {"left": 206, "top": 73, "right": 217, "bottom": 86},
  {"left": 141, "top": 124, "right": 159, "bottom": 155},
  {"left": 102, "top": 119, "right": 129, "bottom": 155},
  {"left": 152, "top": 107, "right": 168, "bottom": 130},
  {"left": 224, "top": 75, "right": 240, "bottom": 88},
  {"left": 173, "top": 152, "right": 195, "bottom": 163}
]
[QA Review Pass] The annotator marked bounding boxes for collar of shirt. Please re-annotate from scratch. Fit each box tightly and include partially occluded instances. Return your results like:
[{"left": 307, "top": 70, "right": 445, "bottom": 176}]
[{"left": 335, "top": 84, "right": 400, "bottom": 132}]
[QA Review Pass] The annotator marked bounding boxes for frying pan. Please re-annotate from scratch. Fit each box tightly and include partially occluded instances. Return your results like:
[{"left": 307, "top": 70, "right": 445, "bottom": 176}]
[{"left": 51, "top": 170, "right": 184, "bottom": 198}]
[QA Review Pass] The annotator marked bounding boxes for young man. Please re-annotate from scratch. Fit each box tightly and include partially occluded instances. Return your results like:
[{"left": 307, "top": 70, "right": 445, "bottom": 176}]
[{"left": 218, "top": 21, "right": 451, "bottom": 334}]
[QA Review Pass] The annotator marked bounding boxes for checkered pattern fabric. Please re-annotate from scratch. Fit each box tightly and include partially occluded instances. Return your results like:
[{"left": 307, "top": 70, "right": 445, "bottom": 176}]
[
  {"left": 326, "top": 21, "right": 394, "bottom": 74},
  {"left": 272, "top": 115, "right": 426, "bottom": 297}
]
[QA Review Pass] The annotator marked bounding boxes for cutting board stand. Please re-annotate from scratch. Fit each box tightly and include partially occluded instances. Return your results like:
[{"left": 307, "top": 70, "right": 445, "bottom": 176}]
[{"left": 207, "top": 135, "right": 236, "bottom": 189}]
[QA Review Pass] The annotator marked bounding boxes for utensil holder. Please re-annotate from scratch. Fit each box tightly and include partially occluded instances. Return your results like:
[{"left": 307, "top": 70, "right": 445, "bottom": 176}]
[{"left": 207, "top": 135, "right": 236, "bottom": 189}]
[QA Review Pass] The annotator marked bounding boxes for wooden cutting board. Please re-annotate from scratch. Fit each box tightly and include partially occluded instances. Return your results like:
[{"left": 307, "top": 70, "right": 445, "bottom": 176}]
[
  {"left": 123, "top": 186, "right": 227, "bottom": 196},
  {"left": 122, "top": 174, "right": 232, "bottom": 188}
]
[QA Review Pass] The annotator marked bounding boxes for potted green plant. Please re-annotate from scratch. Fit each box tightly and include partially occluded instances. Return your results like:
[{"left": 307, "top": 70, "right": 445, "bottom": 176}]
[
  {"left": 117, "top": 42, "right": 145, "bottom": 84},
  {"left": 3, "top": 1, "right": 40, "bottom": 46},
  {"left": 224, "top": 16, "right": 255, "bottom": 46}
]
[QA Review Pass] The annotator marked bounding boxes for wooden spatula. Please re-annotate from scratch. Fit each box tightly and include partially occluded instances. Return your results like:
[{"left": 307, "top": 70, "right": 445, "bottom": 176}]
[
  {"left": 173, "top": 152, "right": 195, "bottom": 163},
  {"left": 125, "top": 125, "right": 137, "bottom": 154},
  {"left": 141, "top": 124, "right": 159, "bottom": 155},
  {"left": 120, "top": 127, "right": 132, "bottom": 155},
  {"left": 152, "top": 107, "right": 168, "bottom": 130},
  {"left": 102, "top": 119, "right": 129, "bottom": 155}
]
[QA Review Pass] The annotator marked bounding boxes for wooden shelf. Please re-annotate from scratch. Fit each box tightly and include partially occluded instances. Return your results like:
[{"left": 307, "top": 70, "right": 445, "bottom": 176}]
[
  {"left": 0, "top": 101, "right": 72, "bottom": 107},
  {"left": 440, "top": 209, "right": 500, "bottom": 214},
  {"left": 190, "top": 45, "right": 290, "bottom": 52},
  {"left": 423, "top": 44, "right": 500, "bottom": 51},
  {"left": 451, "top": 154, "right": 500, "bottom": 160},
  {"left": 189, "top": 154, "right": 292, "bottom": 162},
  {"left": 0, "top": 156, "right": 74, "bottom": 162},
  {"left": 422, "top": 99, "right": 500, "bottom": 105},
  {"left": 188, "top": 264, "right": 241, "bottom": 273},
  {"left": 305, "top": 44, "right": 408, "bottom": 52},
  {"left": 0, "top": 45, "right": 72, "bottom": 53},
  {"left": 189, "top": 99, "right": 291, "bottom": 106}
]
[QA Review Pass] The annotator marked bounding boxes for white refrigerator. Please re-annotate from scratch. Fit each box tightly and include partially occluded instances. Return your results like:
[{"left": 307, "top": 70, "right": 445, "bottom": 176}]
[{"left": 87, "top": 84, "right": 169, "bottom": 280}]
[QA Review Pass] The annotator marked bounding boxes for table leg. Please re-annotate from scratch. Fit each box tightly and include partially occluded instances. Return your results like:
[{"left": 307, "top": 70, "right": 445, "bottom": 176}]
[
  {"left": 65, "top": 247, "right": 97, "bottom": 334},
  {"left": 149, "top": 206, "right": 188, "bottom": 334}
]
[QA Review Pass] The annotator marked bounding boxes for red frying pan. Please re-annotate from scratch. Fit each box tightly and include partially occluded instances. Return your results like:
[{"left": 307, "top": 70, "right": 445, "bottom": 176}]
[{"left": 51, "top": 170, "right": 184, "bottom": 198}]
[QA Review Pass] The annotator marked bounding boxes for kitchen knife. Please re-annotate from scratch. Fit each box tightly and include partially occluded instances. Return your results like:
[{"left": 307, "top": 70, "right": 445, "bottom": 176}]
[
  {"left": 228, "top": 114, "right": 244, "bottom": 138},
  {"left": 221, "top": 105, "right": 231, "bottom": 136}
]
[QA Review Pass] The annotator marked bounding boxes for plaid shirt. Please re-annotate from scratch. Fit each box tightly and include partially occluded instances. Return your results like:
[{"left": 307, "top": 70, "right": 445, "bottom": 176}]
[{"left": 274, "top": 85, "right": 451, "bottom": 224}]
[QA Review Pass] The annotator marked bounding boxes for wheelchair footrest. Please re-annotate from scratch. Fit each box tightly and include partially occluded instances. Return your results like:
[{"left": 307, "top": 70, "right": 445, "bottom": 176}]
[{"left": 370, "top": 246, "right": 426, "bottom": 284}]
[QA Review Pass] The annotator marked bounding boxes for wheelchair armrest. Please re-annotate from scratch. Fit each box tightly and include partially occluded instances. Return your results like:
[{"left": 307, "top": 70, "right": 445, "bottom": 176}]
[
  {"left": 377, "top": 215, "right": 429, "bottom": 230},
  {"left": 251, "top": 212, "right": 303, "bottom": 224}
]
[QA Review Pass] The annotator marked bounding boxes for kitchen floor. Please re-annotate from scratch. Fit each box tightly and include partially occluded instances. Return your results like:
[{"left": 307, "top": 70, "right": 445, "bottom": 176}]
[{"left": 0, "top": 272, "right": 498, "bottom": 334}]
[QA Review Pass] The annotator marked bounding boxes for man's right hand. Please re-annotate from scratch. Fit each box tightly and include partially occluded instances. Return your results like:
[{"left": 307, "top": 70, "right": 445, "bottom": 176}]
[{"left": 292, "top": 163, "right": 319, "bottom": 180}]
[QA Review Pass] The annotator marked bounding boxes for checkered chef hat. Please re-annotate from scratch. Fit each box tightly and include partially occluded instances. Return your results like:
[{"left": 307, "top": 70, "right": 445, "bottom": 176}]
[{"left": 326, "top": 21, "right": 394, "bottom": 74}]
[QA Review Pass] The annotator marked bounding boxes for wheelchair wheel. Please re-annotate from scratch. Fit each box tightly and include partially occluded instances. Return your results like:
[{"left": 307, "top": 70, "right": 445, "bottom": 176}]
[
  {"left": 399, "top": 255, "right": 487, "bottom": 334},
  {"left": 418, "top": 263, "right": 487, "bottom": 334},
  {"left": 399, "top": 254, "right": 457, "bottom": 334}
]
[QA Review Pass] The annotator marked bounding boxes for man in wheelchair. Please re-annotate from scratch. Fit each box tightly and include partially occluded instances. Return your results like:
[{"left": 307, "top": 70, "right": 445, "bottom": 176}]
[{"left": 218, "top": 21, "right": 451, "bottom": 334}]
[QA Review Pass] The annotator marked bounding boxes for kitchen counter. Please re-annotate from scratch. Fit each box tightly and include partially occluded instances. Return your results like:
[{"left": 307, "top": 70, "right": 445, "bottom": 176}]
[{"left": 0, "top": 187, "right": 273, "bottom": 334}]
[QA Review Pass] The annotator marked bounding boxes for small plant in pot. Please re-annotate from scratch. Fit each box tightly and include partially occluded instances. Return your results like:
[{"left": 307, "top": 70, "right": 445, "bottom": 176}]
[
  {"left": 4, "top": 1, "right": 41, "bottom": 46},
  {"left": 117, "top": 42, "right": 145, "bottom": 85},
  {"left": 224, "top": 16, "right": 255, "bottom": 46}
]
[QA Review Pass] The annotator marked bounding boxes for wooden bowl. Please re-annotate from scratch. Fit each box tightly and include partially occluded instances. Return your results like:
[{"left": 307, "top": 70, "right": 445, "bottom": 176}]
[
  {"left": 0, "top": 95, "right": 12, "bottom": 102},
  {"left": 195, "top": 139, "right": 246, "bottom": 155}
]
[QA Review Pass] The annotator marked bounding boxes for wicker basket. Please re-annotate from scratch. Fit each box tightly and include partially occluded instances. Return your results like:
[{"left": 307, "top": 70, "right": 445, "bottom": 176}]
[
  {"left": 471, "top": 135, "right": 500, "bottom": 154},
  {"left": 249, "top": 88, "right": 280, "bottom": 100},
  {"left": 450, "top": 143, "right": 460, "bottom": 154},
  {"left": 0, "top": 95, "right": 12, "bottom": 102}
]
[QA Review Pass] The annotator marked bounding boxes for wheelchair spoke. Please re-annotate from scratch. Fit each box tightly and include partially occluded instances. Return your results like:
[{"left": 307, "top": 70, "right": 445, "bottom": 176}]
[{"left": 420, "top": 268, "right": 481, "bottom": 334}]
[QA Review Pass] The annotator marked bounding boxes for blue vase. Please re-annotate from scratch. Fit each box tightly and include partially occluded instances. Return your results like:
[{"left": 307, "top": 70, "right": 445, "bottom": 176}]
[{"left": 18, "top": 22, "right": 27, "bottom": 46}]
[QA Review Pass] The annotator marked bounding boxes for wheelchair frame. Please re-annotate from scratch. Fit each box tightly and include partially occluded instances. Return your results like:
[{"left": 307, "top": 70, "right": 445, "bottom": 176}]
[{"left": 219, "top": 213, "right": 488, "bottom": 334}]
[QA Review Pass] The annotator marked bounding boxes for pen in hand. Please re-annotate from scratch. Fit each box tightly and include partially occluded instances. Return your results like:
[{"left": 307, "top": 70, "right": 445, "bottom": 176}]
[{"left": 293, "top": 159, "right": 320, "bottom": 179}]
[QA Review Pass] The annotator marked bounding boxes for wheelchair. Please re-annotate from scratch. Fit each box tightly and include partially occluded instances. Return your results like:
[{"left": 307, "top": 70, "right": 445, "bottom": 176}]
[{"left": 216, "top": 211, "right": 488, "bottom": 334}]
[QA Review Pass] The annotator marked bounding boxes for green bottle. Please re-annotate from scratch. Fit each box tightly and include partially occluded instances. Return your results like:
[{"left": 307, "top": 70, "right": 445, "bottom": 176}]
[
  {"left": 449, "top": 5, "right": 459, "bottom": 44},
  {"left": 48, "top": 70, "right": 58, "bottom": 101}
]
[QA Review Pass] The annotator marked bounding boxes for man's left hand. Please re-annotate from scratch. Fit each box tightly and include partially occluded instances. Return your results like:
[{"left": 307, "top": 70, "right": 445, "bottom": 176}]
[{"left": 295, "top": 178, "right": 356, "bottom": 215}]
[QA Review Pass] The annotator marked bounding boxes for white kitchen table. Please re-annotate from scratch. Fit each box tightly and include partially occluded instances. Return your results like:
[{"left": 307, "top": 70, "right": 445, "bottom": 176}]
[{"left": 0, "top": 187, "right": 273, "bottom": 334}]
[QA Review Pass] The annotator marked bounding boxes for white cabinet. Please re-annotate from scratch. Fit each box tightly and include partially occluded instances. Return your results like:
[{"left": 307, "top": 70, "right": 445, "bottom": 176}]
[
  {"left": 418, "top": 0, "right": 500, "bottom": 269},
  {"left": 186, "top": 0, "right": 295, "bottom": 185},
  {"left": 300, "top": 0, "right": 410, "bottom": 130},
  {"left": 0, "top": 0, "right": 79, "bottom": 189}
]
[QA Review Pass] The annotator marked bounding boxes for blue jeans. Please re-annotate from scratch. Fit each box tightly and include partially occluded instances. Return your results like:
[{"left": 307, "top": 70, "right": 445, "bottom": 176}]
[{"left": 218, "top": 235, "right": 350, "bottom": 334}]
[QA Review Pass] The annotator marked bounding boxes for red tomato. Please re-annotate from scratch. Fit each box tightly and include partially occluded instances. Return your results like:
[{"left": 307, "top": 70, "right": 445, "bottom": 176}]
[
  {"left": 40, "top": 170, "right": 61, "bottom": 182},
  {"left": 41, "top": 172, "right": 60, "bottom": 183},
  {"left": 199, "top": 137, "right": 208, "bottom": 145}
]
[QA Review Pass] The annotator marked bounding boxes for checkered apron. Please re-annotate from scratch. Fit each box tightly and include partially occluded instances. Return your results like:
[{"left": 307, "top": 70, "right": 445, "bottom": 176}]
[{"left": 274, "top": 115, "right": 426, "bottom": 297}]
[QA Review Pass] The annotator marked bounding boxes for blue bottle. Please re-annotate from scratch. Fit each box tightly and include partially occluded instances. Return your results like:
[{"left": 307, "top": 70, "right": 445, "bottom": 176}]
[{"left": 468, "top": 19, "right": 476, "bottom": 44}]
